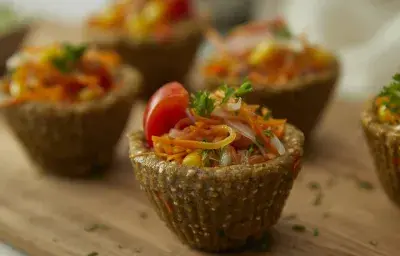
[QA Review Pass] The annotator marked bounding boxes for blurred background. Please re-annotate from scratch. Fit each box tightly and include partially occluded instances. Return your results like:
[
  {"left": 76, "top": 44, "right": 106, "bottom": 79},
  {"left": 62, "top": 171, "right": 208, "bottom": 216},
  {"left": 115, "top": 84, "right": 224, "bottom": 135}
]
[{"left": 0, "top": 0, "right": 400, "bottom": 98}]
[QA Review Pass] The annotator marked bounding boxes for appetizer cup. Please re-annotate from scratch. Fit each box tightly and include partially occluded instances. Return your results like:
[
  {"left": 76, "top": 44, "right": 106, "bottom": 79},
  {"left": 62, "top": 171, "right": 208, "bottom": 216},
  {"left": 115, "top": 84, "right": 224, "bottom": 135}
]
[
  {"left": 85, "top": 0, "right": 203, "bottom": 98},
  {"left": 361, "top": 74, "right": 400, "bottom": 207},
  {"left": 201, "top": 18, "right": 340, "bottom": 141},
  {"left": 0, "top": 43, "right": 142, "bottom": 177},
  {"left": 129, "top": 81, "right": 304, "bottom": 251}
]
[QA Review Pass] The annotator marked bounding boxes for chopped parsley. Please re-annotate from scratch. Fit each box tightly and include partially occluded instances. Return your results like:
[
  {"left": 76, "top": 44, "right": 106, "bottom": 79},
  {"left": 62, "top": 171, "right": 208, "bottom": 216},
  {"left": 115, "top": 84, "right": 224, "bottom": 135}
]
[
  {"left": 235, "top": 81, "right": 253, "bottom": 96},
  {"left": 377, "top": 73, "right": 400, "bottom": 112},
  {"left": 272, "top": 20, "right": 293, "bottom": 39},
  {"left": 313, "top": 228, "right": 319, "bottom": 237},
  {"left": 274, "top": 26, "right": 292, "bottom": 39},
  {"left": 220, "top": 84, "right": 235, "bottom": 104},
  {"left": 51, "top": 43, "right": 88, "bottom": 73},
  {"left": 307, "top": 181, "right": 321, "bottom": 190},
  {"left": 263, "top": 129, "right": 273, "bottom": 137},
  {"left": 190, "top": 91, "right": 215, "bottom": 117},
  {"left": 248, "top": 144, "right": 255, "bottom": 154},
  {"left": 263, "top": 111, "right": 271, "bottom": 120},
  {"left": 292, "top": 224, "right": 306, "bottom": 232},
  {"left": 357, "top": 180, "right": 374, "bottom": 190},
  {"left": 84, "top": 223, "right": 109, "bottom": 232},
  {"left": 219, "top": 81, "right": 253, "bottom": 103}
]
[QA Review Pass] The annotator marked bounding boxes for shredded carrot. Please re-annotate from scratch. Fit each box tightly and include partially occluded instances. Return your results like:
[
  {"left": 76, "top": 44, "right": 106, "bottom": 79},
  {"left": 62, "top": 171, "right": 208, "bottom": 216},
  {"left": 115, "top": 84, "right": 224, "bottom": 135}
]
[
  {"left": 153, "top": 89, "right": 287, "bottom": 166},
  {"left": 153, "top": 125, "right": 236, "bottom": 150},
  {"left": 0, "top": 44, "right": 121, "bottom": 107},
  {"left": 203, "top": 18, "right": 334, "bottom": 87}
]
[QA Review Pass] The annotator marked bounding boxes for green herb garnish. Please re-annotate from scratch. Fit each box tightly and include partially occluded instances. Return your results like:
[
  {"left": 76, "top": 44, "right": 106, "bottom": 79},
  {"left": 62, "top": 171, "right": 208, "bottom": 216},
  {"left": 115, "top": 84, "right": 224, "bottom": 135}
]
[
  {"left": 220, "top": 81, "right": 253, "bottom": 103},
  {"left": 201, "top": 149, "right": 212, "bottom": 167},
  {"left": 263, "top": 111, "right": 271, "bottom": 120},
  {"left": 307, "top": 181, "right": 321, "bottom": 190},
  {"left": 263, "top": 129, "right": 273, "bottom": 137},
  {"left": 220, "top": 84, "right": 235, "bottom": 104},
  {"left": 235, "top": 81, "right": 253, "bottom": 96},
  {"left": 84, "top": 223, "right": 109, "bottom": 232},
  {"left": 274, "top": 26, "right": 292, "bottom": 39},
  {"left": 51, "top": 43, "right": 88, "bottom": 73},
  {"left": 357, "top": 180, "right": 374, "bottom": 191},
  {"left": 378, "top": 73, "right": 400, "bottom": 112},
  {"left": 87, "top": 252, "right": 98, "bottom": 256},
  {"left": 292, "top": 224, "right": 306, "bottom": 232},
  {"left": 190, "top": 91, "right": 215, "bottom": 117},
  {"left": 248, "top": 144, "right": 255, "bottom": 154},
  {"left": 313, "top": 228, "right": 319, "bottom": 237}
]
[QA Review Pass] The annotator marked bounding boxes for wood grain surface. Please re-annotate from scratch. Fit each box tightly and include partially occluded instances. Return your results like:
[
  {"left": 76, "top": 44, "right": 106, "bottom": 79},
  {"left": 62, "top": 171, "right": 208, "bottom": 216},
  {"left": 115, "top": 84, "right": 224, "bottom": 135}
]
[{"left": 1, "top": 22, "right": 400, "bottom": 256}]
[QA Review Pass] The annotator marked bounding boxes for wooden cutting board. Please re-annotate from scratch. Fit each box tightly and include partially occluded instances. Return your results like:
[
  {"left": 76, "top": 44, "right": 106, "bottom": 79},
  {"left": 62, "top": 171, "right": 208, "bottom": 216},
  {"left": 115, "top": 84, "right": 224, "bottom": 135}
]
[{"left": 1, "top": 22, "right": 400, "bottom": 256}]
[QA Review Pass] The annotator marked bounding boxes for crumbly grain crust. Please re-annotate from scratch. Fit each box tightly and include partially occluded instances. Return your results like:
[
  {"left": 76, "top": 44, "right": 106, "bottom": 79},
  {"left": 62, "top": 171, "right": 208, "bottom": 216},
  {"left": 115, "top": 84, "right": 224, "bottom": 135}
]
[
  {"left": 129, "top": 124, "right": 304, "bottom": 251},
  {"left": 2, "top": 65, "right": 142, "bottom": 177},
  {"left": 361, "top": 101, "right": 400, "bottom": 207}
]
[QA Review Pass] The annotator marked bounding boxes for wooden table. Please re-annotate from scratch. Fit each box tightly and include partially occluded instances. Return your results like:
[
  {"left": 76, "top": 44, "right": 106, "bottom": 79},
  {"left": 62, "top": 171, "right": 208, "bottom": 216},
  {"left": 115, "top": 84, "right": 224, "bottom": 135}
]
[{"left": 1, "top": 22, "right": 400, "bottom": 256}]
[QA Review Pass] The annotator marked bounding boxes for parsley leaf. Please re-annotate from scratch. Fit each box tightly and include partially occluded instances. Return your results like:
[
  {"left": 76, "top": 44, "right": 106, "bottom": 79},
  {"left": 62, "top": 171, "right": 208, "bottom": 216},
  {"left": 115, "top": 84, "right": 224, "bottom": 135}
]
[
  {"left": 378, "top": 73, "right": 400, "bottom": 112},
  {"left": 275, "top": 26, "right": 292, "bottom": 39},
  {"left": 220, "top": 81, "right": 253, "bottom": 103},
  {"left": 263, "top": 129, "right": 273, "bottom": 137},
  {"left": 292, "top": 224, "right": 306, "bottom": 232},
  {"left": 50, "top": 43, "right": 88, "bottom": 73},
  {"left": 248, "top": 144, "right": 255, "bottom": 154},
  {"left": 190, "top": 91, "right": 216, "bottom": 117},
  {"left": 235, "top": 81, "right": 253, "bottom": 96},
  {"left": 264, "top": 112, "right": 271, "bottom": 120},
  {"left": 220, "top": 84, "right": 235, "bottom": 104}
]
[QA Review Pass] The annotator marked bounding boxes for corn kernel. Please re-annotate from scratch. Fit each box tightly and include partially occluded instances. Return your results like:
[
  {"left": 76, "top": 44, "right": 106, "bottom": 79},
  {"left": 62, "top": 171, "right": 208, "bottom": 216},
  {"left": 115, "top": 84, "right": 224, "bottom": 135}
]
[
  {"left": 311, "top": 48, "right": 333, "bottom": 63},
  {"left": 127, "top": 15, "right": 150, "bottom": 39},
  {"left": 9, "top": 81, "right": 23, "bottom": 97},
  {"left": 78, "top": 87, "right": 101, "bottom": 102},
  {"left": 182, "top": 151, "right": 202, "bottom": 167},
  {"left": 40, "top": 47, "right": 61, "bottom": 63},
  {"left": 249, "top": 40, "right": 275, "bottom": 66},
  {"left": 142, "top": 1, "right": 166, "bottom": 25}
]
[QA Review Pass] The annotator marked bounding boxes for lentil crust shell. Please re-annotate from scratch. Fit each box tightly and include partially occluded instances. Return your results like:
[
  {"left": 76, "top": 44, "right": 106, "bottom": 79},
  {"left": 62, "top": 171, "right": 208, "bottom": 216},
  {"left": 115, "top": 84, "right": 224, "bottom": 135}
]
[
  {"left": 85, "top": 20, "right": 204, "bottom": 98},
  {"left": 361, "top": 100, "right": 400, "bottom": 207},
  {"left": 129, "top": 124, "right": 304, "bottom": 252},
  {"left": 2, "top": 65, "right": 142, "bottom": 177}
]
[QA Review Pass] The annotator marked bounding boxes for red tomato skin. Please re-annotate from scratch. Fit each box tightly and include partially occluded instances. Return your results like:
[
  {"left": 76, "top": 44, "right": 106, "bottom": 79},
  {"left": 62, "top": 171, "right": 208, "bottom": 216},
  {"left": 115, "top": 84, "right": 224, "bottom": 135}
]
[
  {"left": 166, "top": 0, "right": 191, "bottom": 22},
  {"left": 143, "top": 82, "right": 189, "bottom": 147}
]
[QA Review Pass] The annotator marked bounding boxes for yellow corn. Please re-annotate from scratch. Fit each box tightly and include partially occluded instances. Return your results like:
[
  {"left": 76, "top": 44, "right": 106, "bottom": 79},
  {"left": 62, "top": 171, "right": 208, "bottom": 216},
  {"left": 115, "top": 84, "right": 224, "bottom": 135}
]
[
  {"left": 142, "top": 0, "right": 166, "bottom": 25},
  {"left": 182, "top": 151, "right": 202, "bottom": 167},
  {"left": 40, "top": 46, "right": 61, "bottom": 63},
  {"left": 378, "top": 105, "right": 398, "bottom": 124},
  {"left": 249, "top": 41, "right": 275, "bottom": 66},
  {"left": 126, "top": 15, "right": 150, "bottom": 39},
  {"left": 78, "top": 88, "right": 101, "bottom": 102},
  {"left": 311, "top": 48, "right": 333, "bottom": 63}
]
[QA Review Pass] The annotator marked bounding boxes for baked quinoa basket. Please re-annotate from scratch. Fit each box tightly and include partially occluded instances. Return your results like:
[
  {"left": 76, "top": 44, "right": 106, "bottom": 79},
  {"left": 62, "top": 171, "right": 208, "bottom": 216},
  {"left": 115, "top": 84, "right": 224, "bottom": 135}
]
[
  {"left": 129, "top": 81, "right": 304, "bottom": 251},
  {"left": 361, "top": 73, "right": 400, "bottom": 207},
  {"left": 0, "top": 43, "right": 142, "bottom": 177},
  {"left": 85, "top": 0, "right": 203, "bottom": 98},
  {"left": 200, "top": 18, "right": 340, "bottom": 141}
]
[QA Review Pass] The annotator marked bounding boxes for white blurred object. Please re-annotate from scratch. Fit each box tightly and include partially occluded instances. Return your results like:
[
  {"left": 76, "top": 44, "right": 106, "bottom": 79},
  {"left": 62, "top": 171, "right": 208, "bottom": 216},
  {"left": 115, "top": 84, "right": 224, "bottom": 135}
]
[{"left": 254, "top": 0, "right": 400, "bottom": 98}]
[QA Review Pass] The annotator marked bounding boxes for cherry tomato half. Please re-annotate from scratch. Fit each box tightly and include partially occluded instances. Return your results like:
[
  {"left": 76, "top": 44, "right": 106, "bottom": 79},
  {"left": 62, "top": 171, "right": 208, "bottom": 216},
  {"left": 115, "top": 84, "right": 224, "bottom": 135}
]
[
  {"left": 166, "top": 0, "right": 191, "bottom": 22},
  {"left": 143, "top": 82, "right": 189, "bottom": 146}
]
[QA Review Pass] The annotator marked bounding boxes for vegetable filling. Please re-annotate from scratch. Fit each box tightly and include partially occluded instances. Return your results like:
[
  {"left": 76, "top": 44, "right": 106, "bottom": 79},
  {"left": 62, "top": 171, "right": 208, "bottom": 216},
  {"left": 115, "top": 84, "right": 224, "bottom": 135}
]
[
  {"left": 203, "top": 18, "right": 335, "bottom": 86},
  {"left": 375, "top": 73, "right": 400, "bottom": 124},
  {"left": 148, "top": 82, "right": 287, "bottom": 167},
  {"left": 87, "top": 0, "right": 192, "bottom": 40},
  {"left": 0, "top": 42, "right": 121, "bottom": 106}
]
